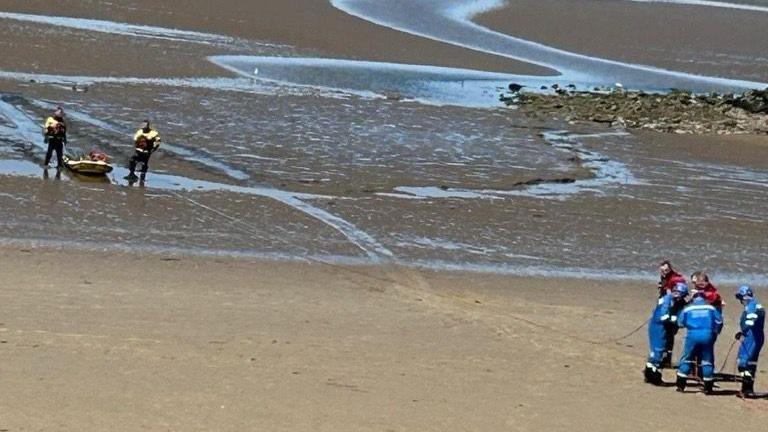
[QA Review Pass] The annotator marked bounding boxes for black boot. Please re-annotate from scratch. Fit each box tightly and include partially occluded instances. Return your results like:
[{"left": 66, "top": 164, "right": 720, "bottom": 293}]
[
  {"left": 644, "top": 365, "right": 663, "bottom": 385},
  {"left": 740, "top": 378, "right": 755, "bottom": 398},
  {"left": 676, "top": 375, "right": 686, "bottom": 392},
  {"left": 651, "top": 370, "right": 663, "bottom": 385},
  {"left": 644, "top": 366, "right": 654, "bottom": 383},
  {"left": 703, "top": 380, "right": 714, "bottom": 395},
  {"left": 660, "top": 355, "right": 672, "bottom": 369}
]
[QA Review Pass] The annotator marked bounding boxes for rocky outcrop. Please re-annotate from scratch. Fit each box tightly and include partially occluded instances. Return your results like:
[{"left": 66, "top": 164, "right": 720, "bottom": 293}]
[{"left": 501, "top": 86, "right": 768, "bottom": 135}]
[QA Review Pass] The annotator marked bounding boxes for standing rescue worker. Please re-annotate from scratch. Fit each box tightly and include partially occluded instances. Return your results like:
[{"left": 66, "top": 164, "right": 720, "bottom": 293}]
[
  {"left": 127, "top": 120, "right": 161, "bottom": 179},
  {"left": 734, "top": 285, "right": 765, "bottom": 397},
  {"left": 676, "top": 291, "right": 723, "bottom": 394},
  {"left": 42, "top": 106, "right": 67, "bottom": 168},
  {"left": 658, "top": 261, "right": 687, "bottom": 367},
  {"left": 646, "top": 282, "right": 689, "bottom": 385}
]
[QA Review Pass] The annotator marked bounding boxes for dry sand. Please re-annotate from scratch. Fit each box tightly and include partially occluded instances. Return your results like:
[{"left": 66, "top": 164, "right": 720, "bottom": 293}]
[{"left": 1, "top": 246, "right": 766, "bottom": 431}]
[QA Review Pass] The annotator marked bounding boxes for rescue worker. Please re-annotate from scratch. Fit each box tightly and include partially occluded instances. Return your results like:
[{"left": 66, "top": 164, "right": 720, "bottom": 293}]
[
  {"left": 42, "top": 106, "right": 67, "bottom": 168},
  {"left": 127, "top": 119, "right": 161, "bottom": 180},
  {"left": 658, "top": 261, "right": 688, "bottom": 367},
  {"left": 645, "top": 282, "right": 689, "bottom": 385},
  {"left": 676, "top": 290, "right": 723, "bottom": 394},
  {"left": 734, "top": 285, "right": 765, "bottom": 397}
]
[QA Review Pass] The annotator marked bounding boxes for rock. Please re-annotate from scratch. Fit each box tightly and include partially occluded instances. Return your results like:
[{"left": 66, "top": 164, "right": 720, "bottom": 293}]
[
  {"left": 502, "top": 82, "right": 767, "bottom": 134},
  {"left": 591, "top": 114, "right": 616, "bottom": 123},
  {"left": 508, "top": 83, "right": 524, "bottom": 92}
]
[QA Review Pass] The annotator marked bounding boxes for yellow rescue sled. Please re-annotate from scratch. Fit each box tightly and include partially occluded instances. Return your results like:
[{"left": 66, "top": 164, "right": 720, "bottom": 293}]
[{"left": 62, "top": 150, "right": 114, "bottom": 176}]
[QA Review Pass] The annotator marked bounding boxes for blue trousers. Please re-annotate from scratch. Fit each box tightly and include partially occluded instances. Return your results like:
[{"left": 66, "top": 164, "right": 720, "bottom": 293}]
[
  {"left": 647, "top": 322, "right": 666, "bottom": 368},
  {"left": 678, "top": 333, "right": 715, "bottom": 381},
  {"left": 738, "top": 336, "right": 764, "bottom": 377}
]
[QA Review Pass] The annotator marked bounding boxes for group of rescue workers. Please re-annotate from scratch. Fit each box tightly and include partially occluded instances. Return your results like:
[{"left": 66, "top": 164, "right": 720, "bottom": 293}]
[
  {"left": 42, "top": 106, "right": 162, "bottom": 180},
  {"left": 646, "top": 260, "right": 765, "bottom": 398}
]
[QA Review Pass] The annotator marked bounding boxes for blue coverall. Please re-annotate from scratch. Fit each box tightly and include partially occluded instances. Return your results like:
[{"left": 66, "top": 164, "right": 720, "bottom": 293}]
[
  {"left": 648, "top": 293, "right": 675, "bottom": 369},
  {"left": 738, "top": 297, "right": 765, "bottom": 378},
  {"left": 677, "top": 297, "right": 723, "bottom": 382}
]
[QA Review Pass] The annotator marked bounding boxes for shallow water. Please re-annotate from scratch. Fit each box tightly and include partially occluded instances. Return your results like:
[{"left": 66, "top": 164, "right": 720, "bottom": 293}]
[{"left": 331, "top": 0, "right": 767, "bottom": 92}]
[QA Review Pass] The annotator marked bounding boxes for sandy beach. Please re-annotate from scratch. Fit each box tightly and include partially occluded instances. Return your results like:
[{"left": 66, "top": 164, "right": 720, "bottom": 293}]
[
  {"left": 1, "top": 246, "right": 767, "bottom": 431},
  {"left": 1, "top": 0, "right": 768, "bottom": 429}
]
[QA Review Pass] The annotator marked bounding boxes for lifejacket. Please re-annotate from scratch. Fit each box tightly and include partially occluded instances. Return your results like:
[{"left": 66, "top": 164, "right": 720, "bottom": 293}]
[
  {"left": 696, "top": 282, "right": 723, "bottom": 310},
  {"left": 133, "top": 128, "right": 161, "bottom": 153},
  {"left": 659, "top": 272, "right": 686, "bottom": 297},
  {"left": 44, "top": 116, "right": 67, "bottom": 139}
]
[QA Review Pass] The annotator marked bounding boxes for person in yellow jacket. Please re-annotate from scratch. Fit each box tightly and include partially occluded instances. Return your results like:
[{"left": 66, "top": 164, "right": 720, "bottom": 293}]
[
  {"left": 126, "top": 120, "right": 161, "bottom": 180},
  {"left": 42, "top": 107, "right": 67, "bottom": 168}
]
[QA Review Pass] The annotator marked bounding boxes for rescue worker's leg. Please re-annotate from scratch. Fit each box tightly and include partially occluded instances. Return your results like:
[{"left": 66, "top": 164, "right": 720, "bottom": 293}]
[
  {"left": 139, "top": 152, "right": 151, "bottom": 175},
  {"left": 662, "top": 324, "right": 678, "bottom": 368},
  {"left": 701, "top": 341, "right": 715, "bottom": 394},
  {"left": 53, "top": 140, "right": 64, "bottom": 168},
  {"left": 676, "top": 338, "right": 697, "bottom": 392},
  {"left": 128, "top": 152, "right": 138, "bottom": 175},
  {"left": 44, "top": 138, "right": 55, "bottom": 166},
  {"left": 127, "top": 151, "right": 143, "bottom": 179},
  {"left": 737, "top": 338, "right": 761, "bottom": 396},
  {"left": 645, "top": 323, "right": 666, "bottom": 385}
]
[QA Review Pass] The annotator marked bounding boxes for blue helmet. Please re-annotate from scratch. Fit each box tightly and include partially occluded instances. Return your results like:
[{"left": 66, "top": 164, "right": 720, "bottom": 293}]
[
  {"left": 673, "top": 282, "right": 689, "bottom": 298},
  {"left": 736, "top": 285, "right": 754, "bottom": 300}
]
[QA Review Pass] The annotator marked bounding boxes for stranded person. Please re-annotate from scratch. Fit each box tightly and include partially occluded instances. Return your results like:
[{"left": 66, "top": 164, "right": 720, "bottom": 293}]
[
  {"left": 690, "top": 271, "right": 723, "bottom": 311},
  {"left": 734, "top": 285, "right": 765, "bottom": 398},
  {"left": 126, "top": 119, "right": 161, "bottom": 180},
  {"left": 645, "top": 282, "right": 689, "bottom": 385},
  {"left": 42, "top": 106, "right": 67, "bottom": 168},
  {"left": 676, "top": 291, "right": 723, "bottom": 394},
  {"left": 658, "top": 260, "right": 686, "bottom": 297}
]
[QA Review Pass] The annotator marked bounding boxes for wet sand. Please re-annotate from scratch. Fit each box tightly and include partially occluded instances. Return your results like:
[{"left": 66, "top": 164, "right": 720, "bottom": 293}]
[
  {"left": 0, "top": 0, "right": 548, "bottom": 76},
  {"left": 476, "top": 0, "right": 768, "bottom": 82},
  {"left": 1, "top": 246, "right": 767, "bottom": 431}
]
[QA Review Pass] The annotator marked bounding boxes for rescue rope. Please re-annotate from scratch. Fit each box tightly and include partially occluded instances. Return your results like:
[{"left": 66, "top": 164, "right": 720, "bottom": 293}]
[
  {"left": 165, "top": 188, "right": 653, "bottom": 351},
  {"left": 167, "top": 189, "right": 396, "bottom": 284},
  {"left": 597, "top": 318, "right": 650, "bottom": 344},
  {"left": 718, "top": 338, "right": 738, "bottom": 374}
]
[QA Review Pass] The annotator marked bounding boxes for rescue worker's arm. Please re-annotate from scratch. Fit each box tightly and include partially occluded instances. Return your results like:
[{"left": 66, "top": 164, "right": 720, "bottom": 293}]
[
  {"left": 42, "top": 117, "right": 55, "bottom": 137},
  {"left": 743, "top": 303, "right": 763, "bottom": 333},
  {"left": 659, "top": 296, "right": 675, "bottom": 324},
  {"left": 678, "top": 309, "right": 688, "bottom": 328},
  {"left": 133, "top": 129, "right": 143, "bottom": 145},
  {"left": 151, "top": 133, "right": 161, "bottom": 151},
  {"left": 714, "top": 309, "right": 724, "bottom": 335}
]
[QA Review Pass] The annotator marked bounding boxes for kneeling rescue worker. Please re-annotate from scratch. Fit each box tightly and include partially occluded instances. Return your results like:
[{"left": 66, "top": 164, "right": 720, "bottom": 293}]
[
  {"left": 127, "top": 119, "right": 161, "bottom": 180},
  {"left": 734, "top": 285, "right": 765, "bottom": 397},
  {"left": 645, "top": 281, "right": 689, "bottom": 385},
  {"left": 676, "top": 290, "right": 723, "bottom": 394}
]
